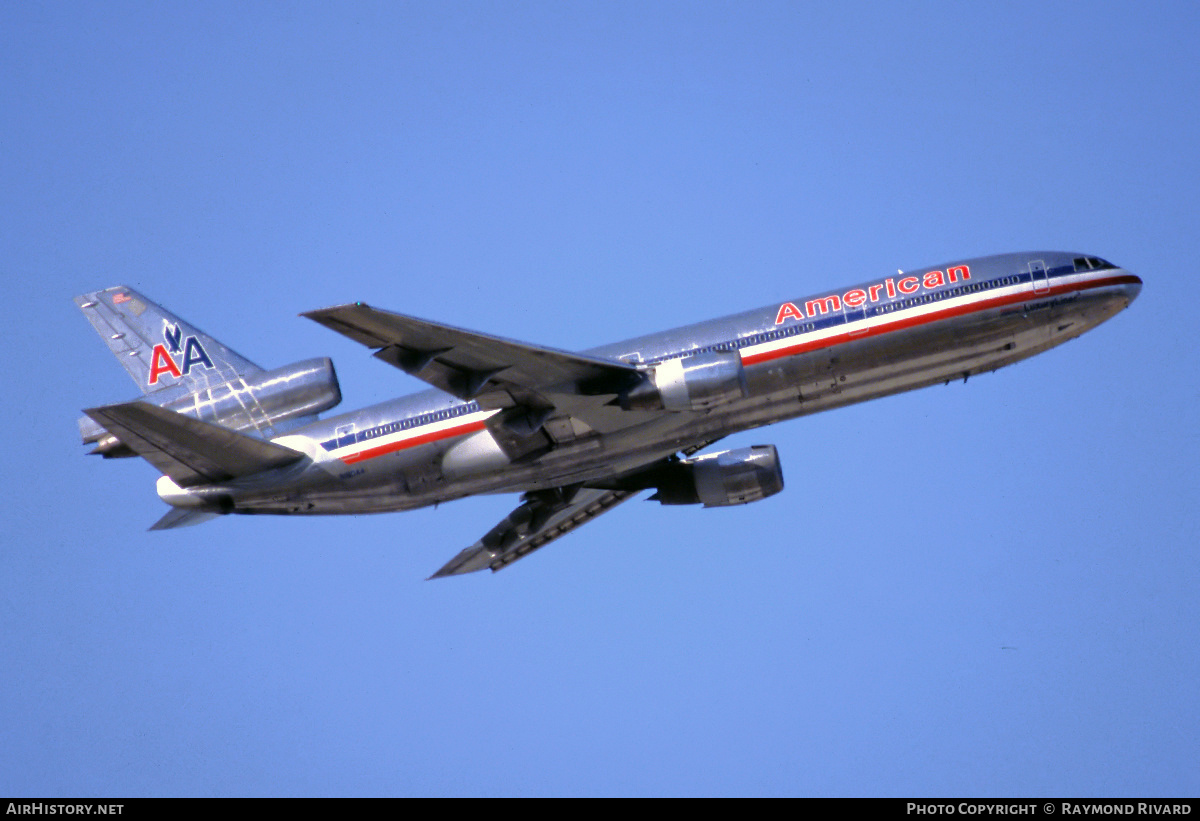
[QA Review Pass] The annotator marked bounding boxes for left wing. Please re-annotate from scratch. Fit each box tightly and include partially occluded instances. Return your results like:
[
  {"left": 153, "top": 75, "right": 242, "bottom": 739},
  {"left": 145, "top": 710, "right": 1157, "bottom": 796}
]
[
  {"left": 303, "top": 304, "right": 654, "bottom": 437},
  {"left": 429, "top": 486, "right": 638, "bottom": 578}
]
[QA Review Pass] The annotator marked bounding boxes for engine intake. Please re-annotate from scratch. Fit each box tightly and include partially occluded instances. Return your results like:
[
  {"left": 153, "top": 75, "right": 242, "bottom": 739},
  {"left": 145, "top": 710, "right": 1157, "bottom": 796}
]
[
  {"left": 652, "top": 445, "right": 784, "bottom": 507},
  {"left": 621, "top": 349, "right": 748, "bottom": 411}
]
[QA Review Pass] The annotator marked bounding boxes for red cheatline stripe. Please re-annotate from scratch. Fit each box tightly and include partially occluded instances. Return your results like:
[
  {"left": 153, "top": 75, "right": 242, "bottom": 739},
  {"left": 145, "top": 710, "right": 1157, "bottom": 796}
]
[
  {"left": 336, "top": 274, "right": 1138, "bottom": 464},
  {"left": 340, "top": 419, "right": 488, "bottom": 465},
  {"left": 742, "top": 274, "right": 1139, "bottom": 367}
]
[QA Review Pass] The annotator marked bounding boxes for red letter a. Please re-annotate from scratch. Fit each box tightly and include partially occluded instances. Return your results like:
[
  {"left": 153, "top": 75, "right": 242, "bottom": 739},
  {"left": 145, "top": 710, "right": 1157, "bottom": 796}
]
[
  {"left": 148, "top": 344, "right": 183, "bottom": 385},
  {"left": 775, "top": 302, "right": 805, "bottom": 324}
]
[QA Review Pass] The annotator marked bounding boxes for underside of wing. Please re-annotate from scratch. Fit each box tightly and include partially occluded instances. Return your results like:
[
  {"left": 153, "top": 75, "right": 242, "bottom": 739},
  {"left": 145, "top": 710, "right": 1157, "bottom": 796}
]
[
  {"left": 430, "top": 486, "right": 638, "bottom": 578},
  {"left": 303, "top": 304, "right": 658, "bottom": 440}
]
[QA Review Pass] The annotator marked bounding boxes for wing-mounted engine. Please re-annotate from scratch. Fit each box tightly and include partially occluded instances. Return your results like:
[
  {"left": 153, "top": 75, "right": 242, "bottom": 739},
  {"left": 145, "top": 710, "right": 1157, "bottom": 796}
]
[
  {"left": 650, "top": 444, "right": 784, "bottom": 507},
  {"left": 620, "top": 349, "right": 748, "bottom": 411},
  {"left": 82, "top": 358, "right": 342, "bottom": 456}
]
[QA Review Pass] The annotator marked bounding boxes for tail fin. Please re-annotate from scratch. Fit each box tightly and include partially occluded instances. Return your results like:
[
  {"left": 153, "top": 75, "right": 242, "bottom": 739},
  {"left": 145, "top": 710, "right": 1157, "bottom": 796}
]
[
  {"left": 75, "top": 286, "right": 263, "bottom": 396},
  {"left": 76, "top": 287, "right": 342, "bottom": 450}
]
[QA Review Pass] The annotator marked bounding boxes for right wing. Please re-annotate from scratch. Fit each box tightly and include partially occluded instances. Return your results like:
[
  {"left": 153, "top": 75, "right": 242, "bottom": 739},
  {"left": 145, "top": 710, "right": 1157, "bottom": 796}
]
[
  {"left": 429, "top": 486, "right": 638, "bottom": 578},
  {"left": 430, "top": 438, "right": 723, "bottom": 578}
]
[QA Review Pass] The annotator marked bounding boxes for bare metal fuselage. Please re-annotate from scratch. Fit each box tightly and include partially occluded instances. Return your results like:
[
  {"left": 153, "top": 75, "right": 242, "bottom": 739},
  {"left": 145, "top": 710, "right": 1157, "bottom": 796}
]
[{"left": 159, "top": 252, "right": 1139, "bottom": 518}]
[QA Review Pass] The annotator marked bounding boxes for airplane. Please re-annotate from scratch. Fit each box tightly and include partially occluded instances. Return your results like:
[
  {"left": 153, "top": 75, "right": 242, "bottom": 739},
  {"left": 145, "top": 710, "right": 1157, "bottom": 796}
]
[{"left": 75, "top": 251, "right": 1141, "bottom": 578}]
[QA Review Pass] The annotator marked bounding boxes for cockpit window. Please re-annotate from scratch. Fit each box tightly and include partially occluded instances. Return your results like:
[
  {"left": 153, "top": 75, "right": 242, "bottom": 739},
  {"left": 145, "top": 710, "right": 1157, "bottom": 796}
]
[{"left": 1073, "top": 257, "right": 1114, "bottom": 271}]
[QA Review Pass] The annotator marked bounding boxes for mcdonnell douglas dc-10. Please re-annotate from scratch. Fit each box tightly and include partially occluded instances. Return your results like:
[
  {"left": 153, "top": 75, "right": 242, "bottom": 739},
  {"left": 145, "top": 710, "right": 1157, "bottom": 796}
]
[{"left": 77, "top": 252, "right": 1140, "bottom": 577}]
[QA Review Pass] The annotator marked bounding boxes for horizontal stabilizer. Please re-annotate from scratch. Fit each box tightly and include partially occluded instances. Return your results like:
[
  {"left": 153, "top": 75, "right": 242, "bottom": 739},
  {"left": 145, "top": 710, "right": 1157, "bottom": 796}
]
[
  {"left": 149, "top": 508, "right": 220, "bottom": 530},
  {"left": 83, "top": 402, "right": 305, "bottom": 487}
]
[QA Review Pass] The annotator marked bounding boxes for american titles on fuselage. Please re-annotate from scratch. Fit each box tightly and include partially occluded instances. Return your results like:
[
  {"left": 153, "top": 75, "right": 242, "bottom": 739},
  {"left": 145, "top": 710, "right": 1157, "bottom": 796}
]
[{"left": 774, "top": 265, "right": 972, "bottom": 325}]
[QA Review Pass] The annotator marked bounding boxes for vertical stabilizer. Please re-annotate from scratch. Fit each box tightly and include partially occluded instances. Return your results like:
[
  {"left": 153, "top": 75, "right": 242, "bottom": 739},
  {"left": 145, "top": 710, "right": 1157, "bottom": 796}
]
[
  {"left": 76, "top": 286, "right": 342, "bottom": 451},
  {"left": 75, "top": 286, "right": 263, "bottom": 395}
]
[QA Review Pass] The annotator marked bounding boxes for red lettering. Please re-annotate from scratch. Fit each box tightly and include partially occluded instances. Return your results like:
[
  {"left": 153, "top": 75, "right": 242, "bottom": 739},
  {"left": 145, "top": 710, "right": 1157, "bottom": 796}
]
[
  {"left": 148, "top": 345, "right": 182, "bottom": 385},
  {"left": 774, "top": 302, "right": 805, "bottom": 324},
  {"left": 898, "top": 276, "right": 920, "bottom": 294},
  {"left": 843, "top": 288, "right": 867, "bottom": 308},
  {"left": 805, "top": 295, "right": 842, "bottom": 315},
  {"left": 885, "top": 278, "right": 896, "bottom": 298},
  {"left": 923, "top": 270, "right": 946, "bottom": 288},
  {"left": 868, "top": 283, "right": 883, "bottom": 302},
  {"left": 947, "top": 265, "right": 970, "bottom": 282}
]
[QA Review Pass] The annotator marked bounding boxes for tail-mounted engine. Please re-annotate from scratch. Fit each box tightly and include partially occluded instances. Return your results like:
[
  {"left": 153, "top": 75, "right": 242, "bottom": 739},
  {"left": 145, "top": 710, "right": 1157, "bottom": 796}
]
[
  {"left": 620, "top": 349, "right": 748, "bottom": 411},
  {"left": 651, "top": 444, "right": 784, "bottom": 507},
  {"left": 189, "top": 357, "right": 342, "bottom": 430},
  {"left": 83, "top": 358, "right": 342, "bottom": 456}
]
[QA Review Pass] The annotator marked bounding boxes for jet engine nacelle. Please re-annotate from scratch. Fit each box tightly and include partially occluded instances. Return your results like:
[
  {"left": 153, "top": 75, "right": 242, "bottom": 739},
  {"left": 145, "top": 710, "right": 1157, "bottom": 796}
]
[
  {"left": 621, "top": 349, "right": 748, "bottom": 411},
  {"left": 83, "top": 358, "right": 342, "bottom": 456},
  {"left": 189, "top": 357, "right": 343, "bottom": 429},
  {"left": 653, "top": 445, "right": 784, "bottom": 507}
]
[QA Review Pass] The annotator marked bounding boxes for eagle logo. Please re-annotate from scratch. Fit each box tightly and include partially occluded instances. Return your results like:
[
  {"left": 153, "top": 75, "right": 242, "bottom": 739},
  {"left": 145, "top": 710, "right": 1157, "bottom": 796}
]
[
  {"left": 163, "top": 322, "right": 184, "bottom": 354},
  {"left": 147, "top": 322, "right": 215, "bottom": 386}
]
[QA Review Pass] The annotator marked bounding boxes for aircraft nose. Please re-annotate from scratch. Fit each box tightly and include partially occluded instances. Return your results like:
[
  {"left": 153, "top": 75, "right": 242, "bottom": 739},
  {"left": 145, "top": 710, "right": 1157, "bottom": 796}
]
[{"left": 1122, "top": 272, "right": 1143, "bottom": 304}]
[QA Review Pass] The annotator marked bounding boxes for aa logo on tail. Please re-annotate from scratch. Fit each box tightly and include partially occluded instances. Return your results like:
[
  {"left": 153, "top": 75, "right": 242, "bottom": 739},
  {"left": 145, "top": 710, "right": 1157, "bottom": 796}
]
[{"left": 148, "top": 321, "right": 215, "bottom": 385}]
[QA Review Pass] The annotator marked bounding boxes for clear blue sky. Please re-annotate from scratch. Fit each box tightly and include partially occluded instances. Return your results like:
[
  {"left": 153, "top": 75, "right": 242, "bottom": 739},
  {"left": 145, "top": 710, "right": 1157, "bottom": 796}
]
[{"left": 3, "top": 1, "right": 1197, "bottom": 797}]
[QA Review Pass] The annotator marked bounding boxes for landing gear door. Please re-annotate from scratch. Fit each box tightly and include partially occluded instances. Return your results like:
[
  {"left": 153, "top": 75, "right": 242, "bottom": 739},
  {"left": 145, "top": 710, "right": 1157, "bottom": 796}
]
[{"left": 1030, "top": 259, "right": 1049, "bottom": 294}]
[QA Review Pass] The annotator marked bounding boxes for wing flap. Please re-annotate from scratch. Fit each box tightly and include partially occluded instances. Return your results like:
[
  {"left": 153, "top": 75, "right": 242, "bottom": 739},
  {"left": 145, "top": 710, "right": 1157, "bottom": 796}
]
[
  {"left": 83, "top": 401, "right": 304, "bottom": 487},
  {"left": 430, "top": 487, "right": 638, "bottom": 578}
]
